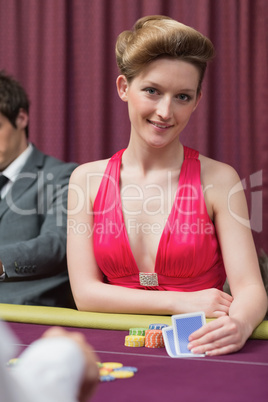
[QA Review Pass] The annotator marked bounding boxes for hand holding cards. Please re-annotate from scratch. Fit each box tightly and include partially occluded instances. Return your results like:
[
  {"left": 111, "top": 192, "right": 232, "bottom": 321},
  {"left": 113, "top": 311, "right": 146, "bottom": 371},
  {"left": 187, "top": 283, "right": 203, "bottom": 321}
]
[{"left": 163, "top": 312, "right": 206, "bottom": 358}]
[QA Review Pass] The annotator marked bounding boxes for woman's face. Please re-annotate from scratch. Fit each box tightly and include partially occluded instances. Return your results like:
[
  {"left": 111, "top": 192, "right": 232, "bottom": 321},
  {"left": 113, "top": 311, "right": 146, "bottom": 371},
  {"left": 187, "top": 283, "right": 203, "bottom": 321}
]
[{"left": 117, "top": 57, "right": 201, "bottom": 149}]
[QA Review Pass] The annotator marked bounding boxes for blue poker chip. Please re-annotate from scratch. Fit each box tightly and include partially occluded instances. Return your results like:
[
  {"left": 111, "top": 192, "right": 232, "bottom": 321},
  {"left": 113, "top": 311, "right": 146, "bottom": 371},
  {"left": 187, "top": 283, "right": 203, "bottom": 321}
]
[
  {"left": 113, "top": 366, "right": 138, "bottom": 373},
  {"left": 100, "top": 375, "right": 116, "bottom": 382},
  {"left": 149, "top": 323, "right": 168, "bottom": 330}
]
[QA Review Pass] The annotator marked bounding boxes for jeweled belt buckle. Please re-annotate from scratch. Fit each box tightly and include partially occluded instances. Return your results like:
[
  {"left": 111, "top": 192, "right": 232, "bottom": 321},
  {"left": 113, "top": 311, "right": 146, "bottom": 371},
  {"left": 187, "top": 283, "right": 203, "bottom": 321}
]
[{"left": 139, "top": 272, "right": 159, "bottom": 287}]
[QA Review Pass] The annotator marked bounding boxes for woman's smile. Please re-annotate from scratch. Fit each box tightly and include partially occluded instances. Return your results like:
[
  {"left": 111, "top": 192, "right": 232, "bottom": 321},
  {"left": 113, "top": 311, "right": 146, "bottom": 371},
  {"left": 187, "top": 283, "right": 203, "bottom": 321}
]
[{"left": 147, "top": 119, "right": 174, "bottom": 130}]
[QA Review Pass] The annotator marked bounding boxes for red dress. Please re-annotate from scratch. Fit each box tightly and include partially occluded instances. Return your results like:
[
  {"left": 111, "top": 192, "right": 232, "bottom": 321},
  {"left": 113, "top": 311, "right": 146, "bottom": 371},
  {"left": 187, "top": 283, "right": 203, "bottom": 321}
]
[{"left": 93, "top": 146, "right": 226, "bottom": 291}]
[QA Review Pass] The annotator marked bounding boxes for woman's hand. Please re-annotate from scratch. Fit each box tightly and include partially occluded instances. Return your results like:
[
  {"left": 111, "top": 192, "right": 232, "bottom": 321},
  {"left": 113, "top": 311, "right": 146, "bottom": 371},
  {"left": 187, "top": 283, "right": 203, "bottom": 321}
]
[
  {"left": 185, "top": 288, "right": 233, "bottom": 318},
  {"left": 187, "top": 315, "right": 248, "bottom": 356}
]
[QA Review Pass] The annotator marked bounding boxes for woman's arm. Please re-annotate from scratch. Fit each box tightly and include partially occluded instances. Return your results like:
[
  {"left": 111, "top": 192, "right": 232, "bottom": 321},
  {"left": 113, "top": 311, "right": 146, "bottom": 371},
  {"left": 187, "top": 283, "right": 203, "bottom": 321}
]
[{"left": 188, "top": 162, "right": 267, "bottom": 355}]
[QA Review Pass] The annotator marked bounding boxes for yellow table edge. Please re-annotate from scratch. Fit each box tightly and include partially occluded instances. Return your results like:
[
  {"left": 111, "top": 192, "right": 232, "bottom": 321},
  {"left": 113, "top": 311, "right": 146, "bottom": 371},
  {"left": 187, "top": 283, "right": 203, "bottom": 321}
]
[{"left": 0, "top": 303, "right": 267, "bottom": 339}]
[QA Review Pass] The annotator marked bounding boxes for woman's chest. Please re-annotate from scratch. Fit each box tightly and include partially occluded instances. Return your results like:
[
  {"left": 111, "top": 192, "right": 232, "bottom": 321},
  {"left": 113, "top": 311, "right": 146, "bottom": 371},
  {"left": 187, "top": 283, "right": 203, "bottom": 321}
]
[{"left": 120, "top": 174, "right": 179, "bottom": 271}]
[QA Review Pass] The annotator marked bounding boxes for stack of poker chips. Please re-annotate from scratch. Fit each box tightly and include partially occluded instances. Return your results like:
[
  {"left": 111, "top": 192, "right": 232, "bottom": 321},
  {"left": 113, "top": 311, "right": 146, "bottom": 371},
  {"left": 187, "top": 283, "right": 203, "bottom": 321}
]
[
  {"left": 125, "top": 324, "right": 168, "bottom": 348},
  {"left": 145, "top": 329, "right": 165, "bottom": 348},
  {"left": 98, "top": 362, "right": 138, "bottom": 382},
  {"left": 124, "top": 327, "right": 147, "bottom": 347},
  {"left": 124, "top": 335, "right": 145, "bottom": 347}
]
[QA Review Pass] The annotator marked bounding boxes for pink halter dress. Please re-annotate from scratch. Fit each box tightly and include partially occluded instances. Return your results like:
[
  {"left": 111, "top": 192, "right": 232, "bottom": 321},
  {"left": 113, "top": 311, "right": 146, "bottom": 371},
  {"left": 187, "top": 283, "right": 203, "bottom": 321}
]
[{"left": 93, "top": 146, "right": 226, "bottom": 291}]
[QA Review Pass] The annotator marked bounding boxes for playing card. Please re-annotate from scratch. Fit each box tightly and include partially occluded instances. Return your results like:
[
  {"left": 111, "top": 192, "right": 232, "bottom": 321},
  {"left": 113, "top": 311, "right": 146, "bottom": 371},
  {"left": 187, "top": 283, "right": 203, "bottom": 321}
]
[
  {"left": 162, "top": 326, "right": 178, "bottom": 358},
  {"left": 163, "top": 312, "right": 206, "bottom": 358},
  {"left": 172, "top": 312, "right": 206, "bottom": 357}
]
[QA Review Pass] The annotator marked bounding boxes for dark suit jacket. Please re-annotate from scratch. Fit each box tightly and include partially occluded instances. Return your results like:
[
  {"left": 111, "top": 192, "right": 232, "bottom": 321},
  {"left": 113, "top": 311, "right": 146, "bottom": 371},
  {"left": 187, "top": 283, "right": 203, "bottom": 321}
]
[{"left": 0, "top": 145, "right": 77, "bottom": 307}]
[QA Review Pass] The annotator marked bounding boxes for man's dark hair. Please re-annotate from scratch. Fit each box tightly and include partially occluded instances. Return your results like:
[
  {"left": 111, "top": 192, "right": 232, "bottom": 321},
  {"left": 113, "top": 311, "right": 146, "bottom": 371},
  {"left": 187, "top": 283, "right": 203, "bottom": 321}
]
[{"left": 0, "top": 71, "right": 30, "bottom": 137}]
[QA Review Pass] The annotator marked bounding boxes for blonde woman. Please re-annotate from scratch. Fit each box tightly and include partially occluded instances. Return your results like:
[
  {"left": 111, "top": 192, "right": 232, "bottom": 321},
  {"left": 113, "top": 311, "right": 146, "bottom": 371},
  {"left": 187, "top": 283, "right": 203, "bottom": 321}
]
[{"left": 67, "top": 16, "right": 267, "bottom": 356}]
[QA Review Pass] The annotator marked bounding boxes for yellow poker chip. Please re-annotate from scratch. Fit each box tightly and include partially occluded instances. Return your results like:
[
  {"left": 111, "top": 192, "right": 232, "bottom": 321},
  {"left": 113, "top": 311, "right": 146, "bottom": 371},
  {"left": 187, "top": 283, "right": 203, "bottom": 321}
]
[
  {"left": 125, "top": 342, "right": 144, "bottom": 347},
  {"left": 102, "top": 362, "right": 123, "bottom": 369},
  {"left": 124, "top": 335, "right": 145, "bottom": 347},
  {"left": 110, "top": 370, "right": 134, "bottom": 379},
  {"left": 125, "top": 335, "right": 145, "bottom": 342}
]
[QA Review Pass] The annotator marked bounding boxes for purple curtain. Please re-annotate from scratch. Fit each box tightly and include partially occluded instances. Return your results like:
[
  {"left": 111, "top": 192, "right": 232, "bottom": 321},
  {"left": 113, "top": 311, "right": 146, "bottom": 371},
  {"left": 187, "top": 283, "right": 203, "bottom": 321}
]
[{"left": 0, "top": 0, "right": 267, "bottom": 252}]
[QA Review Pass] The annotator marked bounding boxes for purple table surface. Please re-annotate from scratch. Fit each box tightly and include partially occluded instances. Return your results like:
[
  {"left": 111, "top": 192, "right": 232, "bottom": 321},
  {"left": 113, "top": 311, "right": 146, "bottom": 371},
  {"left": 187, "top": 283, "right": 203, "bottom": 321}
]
[{"left": 8, "top": 322, "right": 268, "bottom": 402}]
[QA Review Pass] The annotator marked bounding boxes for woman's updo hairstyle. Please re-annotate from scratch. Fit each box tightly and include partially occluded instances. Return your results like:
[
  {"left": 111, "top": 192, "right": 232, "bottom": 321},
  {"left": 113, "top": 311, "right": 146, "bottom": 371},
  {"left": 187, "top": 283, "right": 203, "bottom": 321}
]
[{"left": 115, "top": 15, "right": 215, "bottom": 94}]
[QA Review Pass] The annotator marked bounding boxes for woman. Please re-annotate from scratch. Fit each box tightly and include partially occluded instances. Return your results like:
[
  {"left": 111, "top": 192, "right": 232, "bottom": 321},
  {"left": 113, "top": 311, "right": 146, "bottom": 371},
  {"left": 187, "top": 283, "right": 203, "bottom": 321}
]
[{"left": 67, "top": 16, "right": 267, "bottom": 356}]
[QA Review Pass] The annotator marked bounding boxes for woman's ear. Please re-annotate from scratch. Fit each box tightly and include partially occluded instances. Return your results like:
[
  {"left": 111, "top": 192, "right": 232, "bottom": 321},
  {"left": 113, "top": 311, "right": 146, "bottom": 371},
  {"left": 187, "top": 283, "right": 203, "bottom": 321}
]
[
  {"left": 116, "top": 75, "right": 129, "bottom": 102},
  {"left": 193, "top": 91, "right": 202, "bottom": 111}
]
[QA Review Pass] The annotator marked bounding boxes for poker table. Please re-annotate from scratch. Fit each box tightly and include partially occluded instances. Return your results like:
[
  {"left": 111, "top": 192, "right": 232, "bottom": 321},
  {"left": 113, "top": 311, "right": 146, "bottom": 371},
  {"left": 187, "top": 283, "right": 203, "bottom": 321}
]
[{"left": 1, "top": 304, "right": 268, "bottom": 402}]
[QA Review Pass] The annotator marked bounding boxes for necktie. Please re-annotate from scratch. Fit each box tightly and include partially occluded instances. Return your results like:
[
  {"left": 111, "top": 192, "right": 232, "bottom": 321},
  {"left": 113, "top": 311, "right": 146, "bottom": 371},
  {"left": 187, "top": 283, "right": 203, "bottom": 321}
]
[{"left": 0, "top": 175, "right": 8, "bottom": 200}]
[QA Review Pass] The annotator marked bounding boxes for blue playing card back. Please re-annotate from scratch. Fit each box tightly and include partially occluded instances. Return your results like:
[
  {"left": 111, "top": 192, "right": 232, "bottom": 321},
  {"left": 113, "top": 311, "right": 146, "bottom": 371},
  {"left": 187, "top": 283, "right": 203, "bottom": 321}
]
[
  {"left": 162, "top": 326, "right": 177, "bottom": 357},
  {"left": 172, "top": 312, "right": 206, "bottom": 357}
]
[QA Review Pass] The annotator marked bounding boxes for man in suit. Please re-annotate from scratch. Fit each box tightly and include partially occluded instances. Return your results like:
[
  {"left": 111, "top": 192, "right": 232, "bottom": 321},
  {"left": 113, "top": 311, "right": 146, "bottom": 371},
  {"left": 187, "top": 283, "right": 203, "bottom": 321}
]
[{"left": 0, "top": 71, "right": 77, "bottom": 307}]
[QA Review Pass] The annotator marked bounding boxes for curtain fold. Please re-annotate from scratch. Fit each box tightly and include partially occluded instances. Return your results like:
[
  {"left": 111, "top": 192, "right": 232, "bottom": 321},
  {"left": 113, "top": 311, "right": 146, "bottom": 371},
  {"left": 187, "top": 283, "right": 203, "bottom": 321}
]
[{"left": 0, "top": 0, "right": 267, "bottom": 251}]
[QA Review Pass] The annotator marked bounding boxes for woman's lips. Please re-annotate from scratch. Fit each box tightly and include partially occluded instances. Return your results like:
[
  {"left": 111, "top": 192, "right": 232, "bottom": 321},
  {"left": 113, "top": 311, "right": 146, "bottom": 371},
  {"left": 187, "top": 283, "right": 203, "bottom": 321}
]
[{"left": 148, "top": 120, "right": 174, "bottom": 129}]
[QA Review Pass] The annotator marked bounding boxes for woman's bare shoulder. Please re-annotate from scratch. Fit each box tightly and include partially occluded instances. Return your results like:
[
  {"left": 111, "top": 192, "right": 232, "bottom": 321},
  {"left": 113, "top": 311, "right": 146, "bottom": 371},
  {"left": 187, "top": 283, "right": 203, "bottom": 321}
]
[
  {"left": 68, "top": 158, "right": 112, "bottom": 203},
  {"left": 198, "top": 154, "right": 243, "bottom": 219},
  {"left": 70, "top": 158, "right": 110, "bottom": 182},
  {"left": 199, "top": 154, "right": 240, "bottom": 188}
]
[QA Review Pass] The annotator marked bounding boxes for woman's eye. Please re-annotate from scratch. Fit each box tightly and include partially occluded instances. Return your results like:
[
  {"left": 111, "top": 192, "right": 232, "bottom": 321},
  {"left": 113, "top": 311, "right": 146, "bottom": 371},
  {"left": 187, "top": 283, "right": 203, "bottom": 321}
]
[
  {"left": 178, "top": 94, "right": 190, "bottom": 101},
  {"left": 145, "top": 88, "right": 157, "bottom": 95}
]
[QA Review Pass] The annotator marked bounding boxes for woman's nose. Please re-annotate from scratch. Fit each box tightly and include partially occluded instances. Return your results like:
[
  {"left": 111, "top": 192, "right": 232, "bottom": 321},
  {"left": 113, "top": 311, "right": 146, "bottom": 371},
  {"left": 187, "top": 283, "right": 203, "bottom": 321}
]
[{"left": 156, "top": 96, "right": 173, "bottom": 120}]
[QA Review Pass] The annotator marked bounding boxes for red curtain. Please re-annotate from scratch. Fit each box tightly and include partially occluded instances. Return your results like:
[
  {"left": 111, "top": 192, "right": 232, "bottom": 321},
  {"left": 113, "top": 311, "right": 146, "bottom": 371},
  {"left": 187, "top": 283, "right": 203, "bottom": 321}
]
[{"left": 0, "top": 0, "right": 267, "bottom": 252}]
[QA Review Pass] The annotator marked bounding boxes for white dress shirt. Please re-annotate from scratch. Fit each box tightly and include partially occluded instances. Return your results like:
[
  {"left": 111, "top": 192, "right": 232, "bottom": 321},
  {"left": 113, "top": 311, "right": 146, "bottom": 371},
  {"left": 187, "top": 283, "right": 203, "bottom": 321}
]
[{"left": 0, "top": 143, "right": 33, "bottom": 200}]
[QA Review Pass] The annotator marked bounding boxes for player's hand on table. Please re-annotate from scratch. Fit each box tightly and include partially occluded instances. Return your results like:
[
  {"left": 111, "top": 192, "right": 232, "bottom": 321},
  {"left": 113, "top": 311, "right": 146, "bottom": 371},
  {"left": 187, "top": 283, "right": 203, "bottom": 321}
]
[
  {"left": 42, "top": 327, "right": 99, "bottom": 402},
  {"left": 189, "top": 288, "right": 233, "bottom": 318},
  {"left": 187, "top": 315, "right": 248, "bottom": 356}
]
